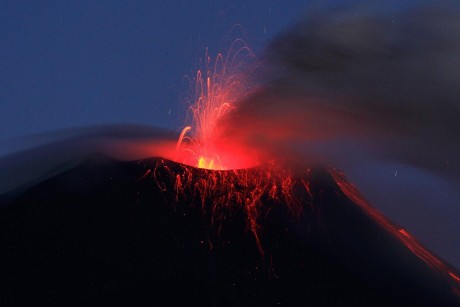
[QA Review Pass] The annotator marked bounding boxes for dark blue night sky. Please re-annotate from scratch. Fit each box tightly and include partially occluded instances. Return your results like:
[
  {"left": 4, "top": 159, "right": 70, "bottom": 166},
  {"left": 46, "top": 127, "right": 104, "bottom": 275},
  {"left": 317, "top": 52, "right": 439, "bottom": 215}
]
[{"left": 0, "top": 0, "right": 312, "bottom": 139}]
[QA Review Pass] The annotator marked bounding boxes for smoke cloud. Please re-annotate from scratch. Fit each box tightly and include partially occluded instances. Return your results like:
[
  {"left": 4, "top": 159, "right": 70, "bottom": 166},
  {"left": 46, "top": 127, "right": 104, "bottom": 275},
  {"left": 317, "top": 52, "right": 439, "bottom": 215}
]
[
  {"left": 223, "top": 1, "right": 460, "bottom": 178},
  {"left": 221, "top": 1, "right": 460, "bottom": 267},
  {"left": 0, "top": 124, "right": 176, "bottom": 195}
]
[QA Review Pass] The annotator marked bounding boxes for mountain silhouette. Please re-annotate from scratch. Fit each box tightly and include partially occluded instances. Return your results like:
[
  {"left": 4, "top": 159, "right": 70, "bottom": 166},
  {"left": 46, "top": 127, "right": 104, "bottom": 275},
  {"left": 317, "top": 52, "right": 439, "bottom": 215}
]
[{"left": 1, "top": 154, "right": 459, "bottom": 306}]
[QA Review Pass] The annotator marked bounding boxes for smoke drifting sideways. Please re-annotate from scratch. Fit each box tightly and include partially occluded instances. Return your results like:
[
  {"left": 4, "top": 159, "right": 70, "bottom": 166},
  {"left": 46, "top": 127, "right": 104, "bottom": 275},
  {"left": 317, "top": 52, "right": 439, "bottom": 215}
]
[
  {"left": 220, "top": 2, "right": 460, "bottom": 267},
  {"left": 0, "top": 124, "right": 177, "bottom": 197}
]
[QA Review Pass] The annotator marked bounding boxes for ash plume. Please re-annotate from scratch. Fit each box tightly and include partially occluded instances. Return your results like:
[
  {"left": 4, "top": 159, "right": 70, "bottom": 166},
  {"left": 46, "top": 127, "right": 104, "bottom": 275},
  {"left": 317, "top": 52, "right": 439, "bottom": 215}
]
[
  {"left": 224, "top": 1, "right": 460, "bottom": 178},
  {"left": 221, "top": 1, "right": 460, "bottom": 267}
]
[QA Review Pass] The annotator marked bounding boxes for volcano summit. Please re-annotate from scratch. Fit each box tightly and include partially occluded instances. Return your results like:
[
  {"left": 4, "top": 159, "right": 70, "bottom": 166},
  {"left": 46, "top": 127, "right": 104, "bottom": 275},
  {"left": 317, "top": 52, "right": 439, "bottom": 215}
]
[{"left": 1, "top": 154, "right": 459, "bottom": 306}]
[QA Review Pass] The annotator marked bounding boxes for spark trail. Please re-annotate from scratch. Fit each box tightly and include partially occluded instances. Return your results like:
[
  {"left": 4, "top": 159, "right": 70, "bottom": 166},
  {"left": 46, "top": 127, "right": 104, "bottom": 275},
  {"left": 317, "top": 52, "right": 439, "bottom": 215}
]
[{"left": 175, "top": 41, "right": 258, "bottom": 170}]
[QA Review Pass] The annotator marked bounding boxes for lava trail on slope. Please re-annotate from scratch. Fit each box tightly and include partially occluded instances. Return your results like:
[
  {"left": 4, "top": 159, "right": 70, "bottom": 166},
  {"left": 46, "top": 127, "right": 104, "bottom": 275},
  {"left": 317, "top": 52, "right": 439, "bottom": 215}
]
[{"left": 0, "top": 155, "right": 459, "bottom": 306}]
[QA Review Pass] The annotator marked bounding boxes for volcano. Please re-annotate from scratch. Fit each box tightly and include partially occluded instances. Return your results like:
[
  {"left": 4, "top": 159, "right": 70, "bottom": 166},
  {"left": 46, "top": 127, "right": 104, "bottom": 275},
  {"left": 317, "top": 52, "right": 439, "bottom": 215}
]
[{"left": 1, "top": 154, "right": 459, "bottom": 306}]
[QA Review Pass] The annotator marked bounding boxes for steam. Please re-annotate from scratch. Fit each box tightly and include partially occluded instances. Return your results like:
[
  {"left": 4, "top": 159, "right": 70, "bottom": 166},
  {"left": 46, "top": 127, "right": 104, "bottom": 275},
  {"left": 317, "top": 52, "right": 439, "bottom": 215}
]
[
  {"left": 223, "top": 1, "right": 460, "bottom": 178},
  {"left": 0, "top": 125, "right": 176, "bottom": 195}
]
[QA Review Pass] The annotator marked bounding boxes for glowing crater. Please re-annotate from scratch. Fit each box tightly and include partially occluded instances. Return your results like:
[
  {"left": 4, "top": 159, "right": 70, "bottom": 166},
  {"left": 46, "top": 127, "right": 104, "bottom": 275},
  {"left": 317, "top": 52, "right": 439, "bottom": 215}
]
[{"left": 174, "top": 43, "right": 258, "bottom": 171}]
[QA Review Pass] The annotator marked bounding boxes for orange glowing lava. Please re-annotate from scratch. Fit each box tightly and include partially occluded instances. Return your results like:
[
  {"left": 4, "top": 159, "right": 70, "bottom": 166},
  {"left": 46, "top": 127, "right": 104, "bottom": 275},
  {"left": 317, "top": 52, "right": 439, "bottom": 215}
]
[
  {"left": 330, "top": 169, "right": 460, "bottom": 293},
  {"left": 153, "top": 158, "right": 302, "bottom": 257},
  {"left": 175, "top": 42, "right": 258, "bottom": 170}
]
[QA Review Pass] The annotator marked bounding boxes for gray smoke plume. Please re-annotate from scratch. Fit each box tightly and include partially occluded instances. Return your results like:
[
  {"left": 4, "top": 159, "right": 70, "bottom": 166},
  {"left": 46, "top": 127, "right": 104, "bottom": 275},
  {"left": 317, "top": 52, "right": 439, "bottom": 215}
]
[
  {"left": 224, "top": 1, "right": 460, "bottom": 177},
  {"left": 222, "top": 1, "right": 460, "bottom": 267}
]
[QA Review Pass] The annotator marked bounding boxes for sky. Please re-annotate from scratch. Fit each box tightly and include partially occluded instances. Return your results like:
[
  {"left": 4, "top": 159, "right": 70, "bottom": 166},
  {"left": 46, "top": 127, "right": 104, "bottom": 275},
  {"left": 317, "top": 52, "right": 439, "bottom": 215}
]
[{"left": 0, "top": 0, "right": 311, "bottom": 139}]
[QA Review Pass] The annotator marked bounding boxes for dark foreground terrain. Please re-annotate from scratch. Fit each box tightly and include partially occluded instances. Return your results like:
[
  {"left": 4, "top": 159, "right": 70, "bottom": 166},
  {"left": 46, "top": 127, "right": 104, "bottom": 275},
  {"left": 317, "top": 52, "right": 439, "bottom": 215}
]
[{"left": 1, "top": 155, "right": 459, "bottom": 306}]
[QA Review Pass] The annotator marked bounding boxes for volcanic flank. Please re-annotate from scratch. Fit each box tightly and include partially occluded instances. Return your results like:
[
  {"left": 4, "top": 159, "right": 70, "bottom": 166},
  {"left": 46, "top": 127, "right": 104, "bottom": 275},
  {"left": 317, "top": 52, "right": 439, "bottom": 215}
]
[{"left": 1, "top": 154, "right": 459, "bottom": 306}]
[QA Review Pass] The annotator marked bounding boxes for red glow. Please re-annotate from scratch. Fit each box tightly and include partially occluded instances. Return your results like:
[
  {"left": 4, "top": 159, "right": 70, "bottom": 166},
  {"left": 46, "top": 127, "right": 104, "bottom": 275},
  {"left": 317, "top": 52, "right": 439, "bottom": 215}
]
[
  {"left": 163, "top": 43, "right": 278, "bottom": 254},
  {"left": 175, "top": 43, "right": 258, "bottom": 170},
  {"left": 330, "top": 169, "right": 460, "bottom": 293},
  {"left": 153, "top": 159, "right": 301, "bottom": 257},
  {"left": 176, "top": 140, "right": 258, "bottom": 170}
]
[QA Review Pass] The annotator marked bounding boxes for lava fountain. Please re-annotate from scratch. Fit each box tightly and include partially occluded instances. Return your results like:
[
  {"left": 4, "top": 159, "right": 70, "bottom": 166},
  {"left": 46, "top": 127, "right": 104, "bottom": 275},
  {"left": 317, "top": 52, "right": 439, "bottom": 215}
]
[
  {"left": 160, "top": 42, "right": 301, "bottom": 255},
  {"left": 175, "top": 42, "right": 259, "bottom": 170}
]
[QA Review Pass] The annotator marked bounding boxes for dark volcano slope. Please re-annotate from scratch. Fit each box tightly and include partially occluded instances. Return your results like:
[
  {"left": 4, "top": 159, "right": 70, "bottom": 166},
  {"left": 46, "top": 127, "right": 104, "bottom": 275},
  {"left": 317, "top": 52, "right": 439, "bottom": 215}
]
[{"left": 0, "top": 156, "right": 459, "bottom": 306}]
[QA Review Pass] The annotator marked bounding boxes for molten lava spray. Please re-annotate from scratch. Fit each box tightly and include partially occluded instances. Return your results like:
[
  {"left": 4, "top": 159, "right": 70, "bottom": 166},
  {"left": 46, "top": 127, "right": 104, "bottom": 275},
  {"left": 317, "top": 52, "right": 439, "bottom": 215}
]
[
  {"left": 153, "top": 159, "right": 302, "bottom": 257},
  {"left": 166, "top": 43, "right": 301, "bottom": 256},
  {"left": 175, "top": 43, "right": 258, "bottom": 170}
]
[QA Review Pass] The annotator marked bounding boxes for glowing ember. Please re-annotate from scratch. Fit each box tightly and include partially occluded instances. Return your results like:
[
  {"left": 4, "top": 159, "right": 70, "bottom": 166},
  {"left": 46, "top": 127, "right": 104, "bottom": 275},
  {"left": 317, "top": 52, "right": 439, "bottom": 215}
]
[
  {"left": 153, "top": 159, "right": 303, "bottom": 257},
  {"left": 175, "top": 42, "right": 258, "bottom": 170},
  {"left": 164, "top": 42, "right": 301, "bottom": 256},
  {"left": 197, "top": 156, "right": 216, "bottom": 170}
]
